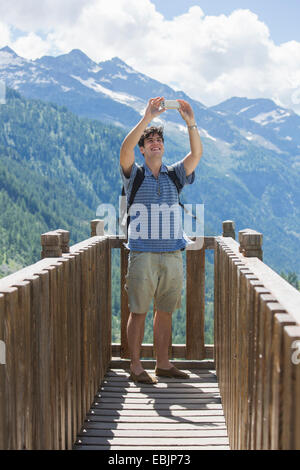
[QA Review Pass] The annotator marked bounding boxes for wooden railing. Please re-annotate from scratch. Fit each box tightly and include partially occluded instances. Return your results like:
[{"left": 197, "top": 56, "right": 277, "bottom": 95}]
[
  {"left": 0, "top": 218, "right": 299, "bottom": 449},
  {"left": 109, "top": 234, "right": 215, "bottom": 361},
  {"left": 214, "top": 229, "right": 300, "bottom": 450},
  {"left": 0, "top": 230, "right": 111, "bottom": 449}
]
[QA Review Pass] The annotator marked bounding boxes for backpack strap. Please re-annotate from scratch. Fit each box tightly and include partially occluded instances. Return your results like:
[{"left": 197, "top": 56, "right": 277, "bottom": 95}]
[
  {"left": 166, "top": 165, "right": 198, "bottom": 220},
  {"left": 123, "top": 165, "right": 182, "bottom": 207},
  {"left": 120, "top": 163, "right": 197, "bottom": 235},
  {"left": 165, "top": 165, "right": 185, "bottom": 210},
  {"left": 120, "top": 165, "right": 145, "bottom": 235},
  {"left": 165, "top": 165, "right": 184, "bottom": 195},
  {"left": 127, "top": 165, "right": 145, "bottom": 208}
]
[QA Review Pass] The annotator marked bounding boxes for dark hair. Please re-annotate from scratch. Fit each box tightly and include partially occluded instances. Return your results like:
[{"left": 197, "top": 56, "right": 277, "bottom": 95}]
[{"left": 138, "top": 126, "right": 164, "bottom": 148}]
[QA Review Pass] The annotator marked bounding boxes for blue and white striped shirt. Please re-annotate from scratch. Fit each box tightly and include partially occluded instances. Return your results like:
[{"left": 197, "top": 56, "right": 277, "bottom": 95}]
[{"left": 120, "top": 160, "right": 195, "bottom": 252}]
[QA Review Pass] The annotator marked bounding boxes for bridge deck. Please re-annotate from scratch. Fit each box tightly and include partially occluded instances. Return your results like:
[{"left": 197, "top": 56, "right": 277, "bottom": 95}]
[{"left": 74, "top": 362, "right": 230, "bottom": 450}]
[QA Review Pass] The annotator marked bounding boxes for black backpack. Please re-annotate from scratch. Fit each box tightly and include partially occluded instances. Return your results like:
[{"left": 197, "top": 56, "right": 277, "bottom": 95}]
[{"left": 120, "top": 164, "right": 184, "bottom": 235}]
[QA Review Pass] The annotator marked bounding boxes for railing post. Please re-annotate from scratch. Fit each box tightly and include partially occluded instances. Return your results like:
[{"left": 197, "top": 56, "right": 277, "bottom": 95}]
[
  {"left": 120, "top": 245, "right": 130, "bottom": 359},
  {"left": 223, "top": 220, "right": 235, "bottom": 239},
  {"left": 41, "top": 231, "right": 62, "bottom": 258},
  {"left": 239, "top": 229, "right": 263, "bottom": 260},
  {"left": 55, "top": 229, "right": 70, "bottom": 253},
  {"left": 41, "top": 230, "right": 70, "bottom": 258},
  {"left": 186, "top": 246, "right": 206, "bottom": 359},
  {"left": 90, "top": 219, "right": 104, "bottom": 236}
]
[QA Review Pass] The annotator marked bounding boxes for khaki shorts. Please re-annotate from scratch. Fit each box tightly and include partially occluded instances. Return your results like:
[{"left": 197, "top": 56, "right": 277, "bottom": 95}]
[{"left": 125, "top": 251, "right": 184, "bottom": 314}]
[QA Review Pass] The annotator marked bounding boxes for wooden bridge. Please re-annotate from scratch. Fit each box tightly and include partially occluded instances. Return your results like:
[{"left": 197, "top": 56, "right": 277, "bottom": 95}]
[{"left": 0, "top": 220, "right": 299, "bottom": 450}]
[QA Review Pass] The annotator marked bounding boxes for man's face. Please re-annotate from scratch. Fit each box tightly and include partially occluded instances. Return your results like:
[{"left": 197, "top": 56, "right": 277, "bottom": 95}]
[{"left": 140, "top": 133, "right": 164, "bottom": 160}]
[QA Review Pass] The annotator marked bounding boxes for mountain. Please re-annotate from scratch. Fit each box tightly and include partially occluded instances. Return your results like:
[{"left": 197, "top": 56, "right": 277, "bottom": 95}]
[
  {"left": 0, "top": 88, "right": 215, "bottom": 343},
  {"left": 210, "top": 96, "right": 300, "bottom": 158},
  {"left": 0, "top": 87, "right": 126, "bottom": 274},
  {"left": 0, "top": 47, "right": 299, "bottom": 277},
  {"left": 0, "top": 46, "right": 242, "bottom": 143},
  {"left": 1, "top": 46, "right": 300, "bottom": 160}
]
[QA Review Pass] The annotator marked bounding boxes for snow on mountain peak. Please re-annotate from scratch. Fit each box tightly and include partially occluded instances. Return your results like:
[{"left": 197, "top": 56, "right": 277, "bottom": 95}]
[
  {"left": 110, "top": 57, "right": 135, "bottom": 71},
  {"left": 0, "top": 46, "right": 18, "bottom": 56},
  {"left": 0, "top": 46, "right": 26, "bottom": 68},
  {"left": 1, "top": 47, "right": 298, "bottom": 152},
  {"left": 251, "top": 109, "right": 292, "bottom": 126},
  {"left": 71, "top": 74, "right": 145, "bottom": 113}
]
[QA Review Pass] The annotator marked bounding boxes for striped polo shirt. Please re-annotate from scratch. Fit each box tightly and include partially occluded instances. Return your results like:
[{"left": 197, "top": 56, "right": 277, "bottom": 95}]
[{"left": 120, "top": 160, "right": 195, "bottom": 252}]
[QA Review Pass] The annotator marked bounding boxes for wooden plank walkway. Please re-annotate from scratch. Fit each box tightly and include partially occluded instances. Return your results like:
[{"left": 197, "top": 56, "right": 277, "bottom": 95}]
[{"left": 73, "top": 363, "right": 230, "bottom": 450}]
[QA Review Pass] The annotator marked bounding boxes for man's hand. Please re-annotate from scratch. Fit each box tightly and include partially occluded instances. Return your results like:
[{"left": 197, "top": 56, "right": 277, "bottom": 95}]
[
  {"left": 120, "top": 97, "right": 165, "bottom": 177},
  {"left": 144, "top": 97, "right": 165, "bottom": 122},
  {"left": 177, "top": 99, "right": 196, "bottom": 126}
]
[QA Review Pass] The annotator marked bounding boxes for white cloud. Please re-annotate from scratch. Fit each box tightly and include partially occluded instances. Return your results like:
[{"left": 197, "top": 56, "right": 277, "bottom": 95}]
[
  {"left": 11, "top": 33, "right": 52, "bottom": 59},
  {"left": 0, "top": 21, "right": 12, "bottom": 48},
  {"left": 1, "top": 0, "right": 300, "bottom": 113},
  {"left": 0, "top": 0, "right": 94, "bottom": 31},
  {"left": 48, "top": 0, "right": 164, "bottom": 62}
]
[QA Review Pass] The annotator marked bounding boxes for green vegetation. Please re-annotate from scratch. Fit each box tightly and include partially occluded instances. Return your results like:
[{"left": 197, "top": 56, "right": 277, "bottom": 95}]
[
  {"left": 110, "top": 248, "right": 215, "bottom": 345},
  {"left": 0, "top": 88, "right": 216, "bottom": 344},
  {"left": 0, "top": 89, "right": 298, "bottom": 347},
  {"left": 280, "top": 271, "right": 300, "bottom": 291},
  {"left": 0, "top": 88, "right": 124, "bottom": 273}
]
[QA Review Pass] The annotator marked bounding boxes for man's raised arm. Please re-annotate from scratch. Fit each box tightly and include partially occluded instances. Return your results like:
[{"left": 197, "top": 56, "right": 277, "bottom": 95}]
[
  {"left": 120, "top": 97, "right": 165, "bottom": 177},
  {"left": 177, "top": 99, "right": 203, "bottom": 176}
]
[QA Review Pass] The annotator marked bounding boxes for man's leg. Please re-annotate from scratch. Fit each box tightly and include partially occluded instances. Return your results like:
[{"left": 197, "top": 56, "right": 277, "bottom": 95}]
[
  {"left": 153, "top": 309, "right": 189, "bottom": 378},
  {"left": 153, "top": 309, "right": 173, "bottom": 370},
  {"left": 127, "top": 312, "right": 147, "bottom": 375},
  {"left": 153, "top": 310, "right": 189, "bottom": 379}
]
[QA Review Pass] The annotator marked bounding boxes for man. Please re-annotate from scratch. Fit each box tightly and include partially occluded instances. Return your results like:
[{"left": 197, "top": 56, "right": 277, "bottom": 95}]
[{"left": 119, "top": 96, "right": 203, "bottom": 384}]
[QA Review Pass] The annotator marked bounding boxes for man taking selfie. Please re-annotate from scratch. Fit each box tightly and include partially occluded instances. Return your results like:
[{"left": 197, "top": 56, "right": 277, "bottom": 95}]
[{"left": 119, "top": 96, "right": 203, "bottom": 384}]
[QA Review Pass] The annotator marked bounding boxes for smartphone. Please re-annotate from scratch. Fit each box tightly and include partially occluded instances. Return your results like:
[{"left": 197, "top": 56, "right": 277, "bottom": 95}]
[{"left": 161, "top": 100, "right": 180, "bottom": 109}]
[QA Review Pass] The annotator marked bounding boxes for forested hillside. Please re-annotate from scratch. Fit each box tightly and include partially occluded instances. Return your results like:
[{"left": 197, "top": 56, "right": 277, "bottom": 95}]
[
  {"left": 0, "top": 88, "right": 124, "bottom": 270},
  {"left": 1, "top": 47, "right": 299, "bottom": 279},
  {"left": 0, "top": 89, "right": 216, "bottom": 343},
  {"left": 0, "top": 88, "right": 298, "bottom": 346}
]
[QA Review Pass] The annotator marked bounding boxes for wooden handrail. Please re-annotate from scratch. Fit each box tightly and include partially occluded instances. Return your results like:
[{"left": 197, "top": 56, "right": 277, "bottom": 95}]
[
  {"left": 214, "top": 233, "right": 300, "bottom": 450},
  {"left": 0, "top": 219, "right": 299, "bottom": 450},
  {"left": 0, "top": 231, "right": 111, "bottom": 449}
]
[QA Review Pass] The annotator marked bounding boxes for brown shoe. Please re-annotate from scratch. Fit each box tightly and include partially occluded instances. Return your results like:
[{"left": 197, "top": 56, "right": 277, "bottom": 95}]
[
  {"left": 129, "top": 370, "right": 158, "bottom": 384},
  {"left": 155, "top": 366, "right": 190, "bottom": 379}
]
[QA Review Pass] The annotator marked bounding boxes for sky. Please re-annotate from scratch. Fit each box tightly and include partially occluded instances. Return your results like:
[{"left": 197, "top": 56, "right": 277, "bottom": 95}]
[
  {"left": 1, "top": 0, "right": 300, "bottom": 113},
  {"left": 151, "top": 0, "right": 300, "bottom": 45}
]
